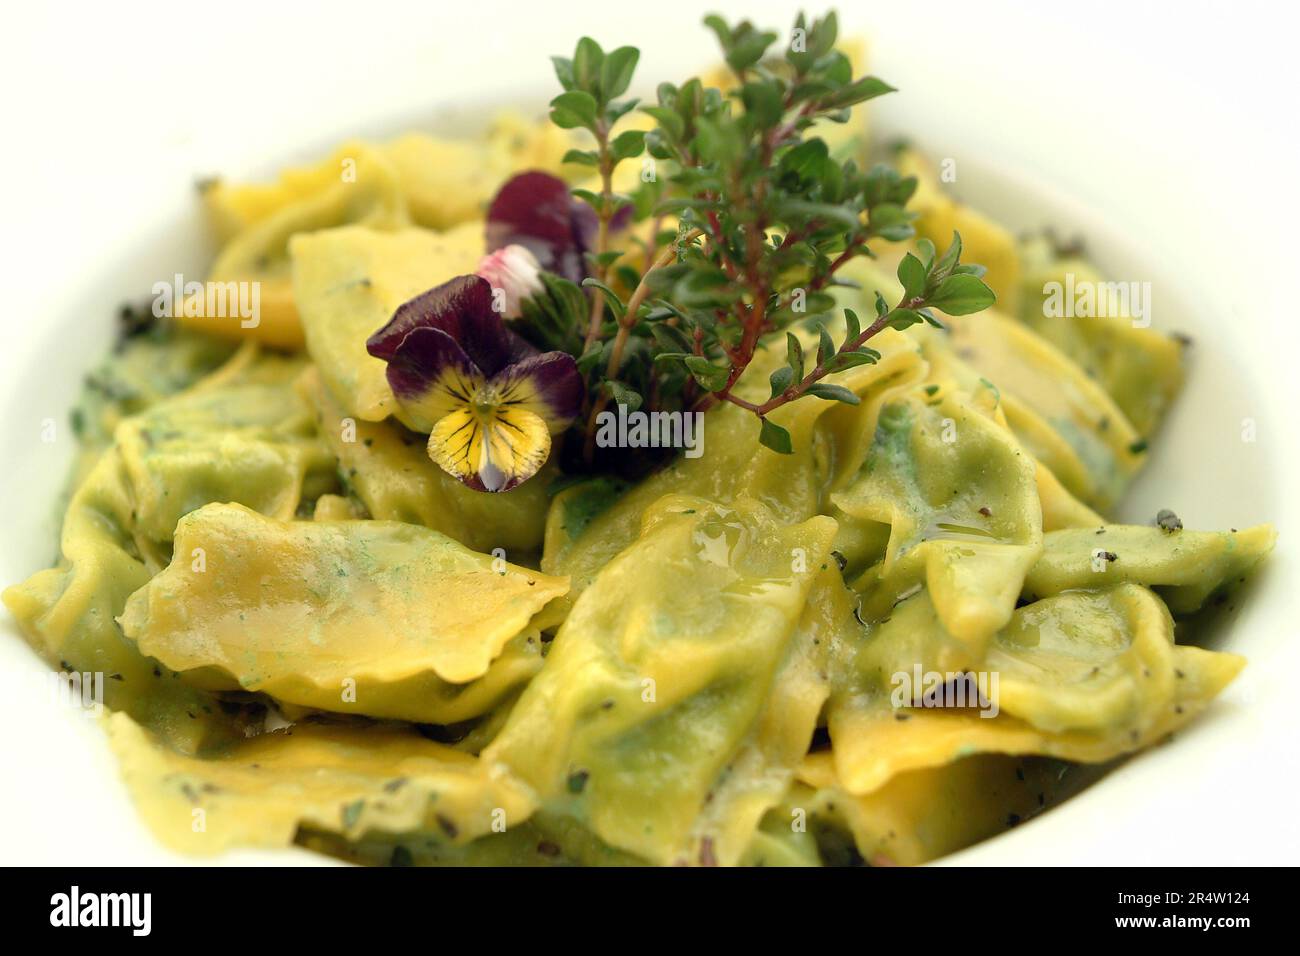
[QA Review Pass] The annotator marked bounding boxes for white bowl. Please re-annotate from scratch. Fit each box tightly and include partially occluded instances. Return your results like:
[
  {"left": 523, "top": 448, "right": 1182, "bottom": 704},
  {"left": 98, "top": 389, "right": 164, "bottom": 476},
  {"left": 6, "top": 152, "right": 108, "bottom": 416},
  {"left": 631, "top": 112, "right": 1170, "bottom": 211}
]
[{"left": 2, "top": 0, "right": 1296, "bottom": 865}]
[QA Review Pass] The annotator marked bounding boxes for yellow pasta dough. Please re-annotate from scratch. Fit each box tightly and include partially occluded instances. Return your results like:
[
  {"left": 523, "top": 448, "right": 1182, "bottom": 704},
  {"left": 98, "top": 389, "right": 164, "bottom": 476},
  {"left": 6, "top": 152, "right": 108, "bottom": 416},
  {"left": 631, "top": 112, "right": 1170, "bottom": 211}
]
[
  {"left": 107, "top": 714, "right": 535, "bottom": 854},
  {"left": 119, "top": 502, "right": 568, "bottom": 722}
]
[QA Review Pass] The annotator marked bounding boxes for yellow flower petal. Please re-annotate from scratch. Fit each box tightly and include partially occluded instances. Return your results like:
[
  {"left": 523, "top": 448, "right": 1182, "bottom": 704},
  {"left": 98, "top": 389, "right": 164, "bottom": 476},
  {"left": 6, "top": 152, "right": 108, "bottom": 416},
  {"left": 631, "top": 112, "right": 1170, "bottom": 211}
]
[
  {"left": 492, "top": 352, "right": 584, "bottom": 433},
  {"left": 428, "top": 404, "right": 552, "bottom": 493},
  {"left": 397, "top": 347, "right": 485, "bottom": 432}
]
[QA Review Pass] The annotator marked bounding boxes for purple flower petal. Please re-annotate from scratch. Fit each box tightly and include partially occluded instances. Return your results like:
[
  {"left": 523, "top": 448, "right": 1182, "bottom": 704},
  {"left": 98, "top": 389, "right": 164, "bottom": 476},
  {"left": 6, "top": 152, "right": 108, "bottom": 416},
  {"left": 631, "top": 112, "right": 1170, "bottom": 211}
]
[
  {"left": 366, "top": 275, "right": 487, "bottom": 361},
  {"left": 487, "top": 171, "right": 612, "bottom": 284},
  {"left": 607, "top": 203, "right": 634, "bottom": 236},
  {"left": 489, "top": 351, "right": 585, "bottom": 432},
  {"left": 383, "top": 326, "right": 484, "bottom": 433},
  {"left": 367, "top": 274, "right": 533, "bottom": 377}
]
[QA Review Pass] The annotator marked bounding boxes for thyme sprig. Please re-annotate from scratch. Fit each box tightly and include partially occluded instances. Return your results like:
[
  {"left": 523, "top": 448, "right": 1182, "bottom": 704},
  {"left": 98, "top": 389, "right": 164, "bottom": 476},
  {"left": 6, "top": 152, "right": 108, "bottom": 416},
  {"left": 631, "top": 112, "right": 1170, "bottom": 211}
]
[
  {"left": 535, "top": 10, "right": 995, "bottom": 459},
  {"left": 549, "top": 41, "right": 643, "bottom": 350}
]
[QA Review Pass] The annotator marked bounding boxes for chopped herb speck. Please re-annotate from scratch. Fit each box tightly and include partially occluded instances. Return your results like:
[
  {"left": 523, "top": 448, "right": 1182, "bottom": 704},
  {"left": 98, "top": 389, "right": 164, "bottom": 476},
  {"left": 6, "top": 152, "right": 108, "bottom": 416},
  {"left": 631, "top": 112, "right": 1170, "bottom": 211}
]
[{"left": 1155, "top": 509, "right": 1183, "bottom": 533}]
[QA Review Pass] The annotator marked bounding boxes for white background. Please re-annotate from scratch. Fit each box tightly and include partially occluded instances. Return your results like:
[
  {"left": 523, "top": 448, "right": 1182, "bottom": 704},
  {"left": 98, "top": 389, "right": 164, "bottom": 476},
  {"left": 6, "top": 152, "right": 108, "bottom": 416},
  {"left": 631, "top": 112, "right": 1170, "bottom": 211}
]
[{"left": 1, "top": 0, "right": 1297, "bottom": 865}]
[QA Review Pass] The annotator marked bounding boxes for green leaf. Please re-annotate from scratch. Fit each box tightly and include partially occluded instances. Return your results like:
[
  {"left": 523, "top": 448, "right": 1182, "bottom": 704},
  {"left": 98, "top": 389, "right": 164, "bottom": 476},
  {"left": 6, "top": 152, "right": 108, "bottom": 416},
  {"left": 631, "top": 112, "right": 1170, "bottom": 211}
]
[
  {"left": 726, "top": 30, "right": 778, "bottom": 73},
  {"left": 577, "top": 341, "right": 607, "bottom": 374},
  {"left": 888, "top": 308, "right": 924, "bottom": 331},
  {"left": 825, "top": 76, "right": 896, "bottom": 110},
  {"left": 816, "top": 324, "right": 835, "bottom": 366},
  {"left": 915, "top": 238, "right": 936, "bottom": 272},
  {"left": 652, "top": 351, "right": 689, "bottom": 366},
  {"left": 642, "top": 105, "right": 686, "bottom": 140},
  {"left": 609, "top": 129, "right": 646, "bottom": 161},
  {"left": 561, "top": 148, "right": 600, "bottom": 167},
  {"left": 551, "top": 56, "right": 576, "bottom": 91},
  {"left": 769, "top": 365, "right": 794, "bottom": 398},
  {"left": 931, "top": 231, "right": 963, "bottom": 281},
  {"left": 806, "top": 383, "right": 861, "bottom": 405},
  {"left": 873, "top": 291, "right": 889, "bottom": 318},
  {"left": 644, "top": 129, "right": 673, "bottom": 160},
  {"left": 863, "top": 164, "right": 914, "bottom": 206},
  {"left": 603, "top": 379, "right": 643, "bottom": 412},
  {"left": 868, "top": 202, "right": 913, "bottom": 241},
  {"left": 826, "top": 349, "right": 879, "bottom": 372},
  {"left": 777, "top": 199, "right": 862, "bottom": 232},
  {"left": 581, "top": 277, "right": 626, "bottom": 320},
  {"left": 550, "top": 90, "right": 599, "bottom": 130},
  {"left": 573, "top": 37, "right": 604, "bottom": 94},
  {"left": 644, "top": 262, "right": 690, "bottom": 292},
  {"left": 918, "top": 308, "right": 945, "bottom": 329},
  {"left": 778, "top": 139, "right": 830, "bottom": 185},
  {"left": 821, "top": 50, "right": 853, "bottom": 85},
  {"left": 758, "top": 418, "right": 793, "bottom": 455},
  {"left": 684, "top": 355, "right": 730, "bottom": 392},
  {"left": 741, "top": 79, "right": 784, "bottom": 127},
  {"left": 789, "top": 11, "right": 838, "bottom": 67},
  {"left": 785, "top": 332, "right": 805, "bottom": 378},
  {"left": 674, "top": 265, "right": 736, "bottom": 309},
  {"left": 702, "top": 14, "right": 733, "bottom": 50},
  {"left": 519, "top": 270, "right": 589, "bottom": 353},
  {"left": 648, "top": 297, "right": 692, "bottom": 324},
  {"left": 649, "top": 324, "right": 692, "bottom": 354},
  {"left": 695, "top": 116, "right": 743, "bottom": 164},
  {"left": 816, "top": 12, "right": 840, "bottom": 51},
  {"left": 600, "top": 47, "right": 640, "bottom": 101},
  {"left": 928, "top": 273, "right": 996, "bottom": 315},
  {"left": 605, "top": 97, "right": 640, "bottom": 124},
  {"left": 843, "top": 307, "right": 861, "bottom": 343},
  {"left": 897, "top": 252, "right": 926, "bottom": 299}
]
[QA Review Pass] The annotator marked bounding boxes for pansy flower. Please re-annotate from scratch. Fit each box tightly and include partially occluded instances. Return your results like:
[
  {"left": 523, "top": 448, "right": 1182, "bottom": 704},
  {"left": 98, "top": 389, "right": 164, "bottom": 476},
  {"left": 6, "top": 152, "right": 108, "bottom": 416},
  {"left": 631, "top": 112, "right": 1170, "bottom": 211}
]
[
  {"left": 485, "top": 170, "right": 630, "bottom": 283},
  {"left": 366, "top": 276, "right": 583, "bottom": 492}
]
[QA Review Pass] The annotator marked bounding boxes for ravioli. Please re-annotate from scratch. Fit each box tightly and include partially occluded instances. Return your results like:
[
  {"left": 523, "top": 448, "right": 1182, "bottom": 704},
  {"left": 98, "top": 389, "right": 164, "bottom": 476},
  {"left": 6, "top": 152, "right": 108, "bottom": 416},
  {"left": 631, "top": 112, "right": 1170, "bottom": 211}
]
[
  {"left": 834, "top": 386, "right": 1042, "bottom": 667},
  {"left": 678, "top": 562, "right": 855, "bottom": 866},
  {"left": 794, "top": 751, "right": 1078, "bottom": 866},
  {"left": 4, "top": 343, "right": 327, "bottom": 752},
  {"left": 291, "top": 224, "right": 484, "bottom": 423},
  {"left": 116, "top": 374, "right": 335, "bottom": 565},
  {"left": 383, "top": 117, "right": 580, "bottom": 229},
  {"left": 71, "top": 325, "right": 238, "bottom": 474},
  {"left": 937, "top": 311, "right": 1145, "bottom": 509},
  {"left": 827, "top": 584, "right": 1244, "bottom": 794},
  {"left": 202, "top": 115, "right": 575, "bottom": 240},
  {"left": 300, "top": 805, "right": 652, "bottom": 867},
  {"left": 826, "top": 257, "right": 1144, "bottom": 520},
  {"left": 1023, "top": 524, "right": 1276, "bottom": 614},
  {"left": 192, "top": 116, "right": 579, "bottom": 351},
  {"left": 1034, "top": 459, "right": 1104, "bottom": 531},
  {"left": 119, "top": 503, "right": 568, "bottom": 723},
  {"left": 486, "top": 495, "right": 839, "bottom": 865},
  {"left": 185, "top": 144, "right": 410, "bottom": 349},
  {"left": 1018, "top": 235, "right": 1185, "bottom": 436},
  {"left": 3, "top": 448, "right": 253, "bottom": 754},
  {"left": 107, "top": 714, "right": 535, "bottom": 855}
]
